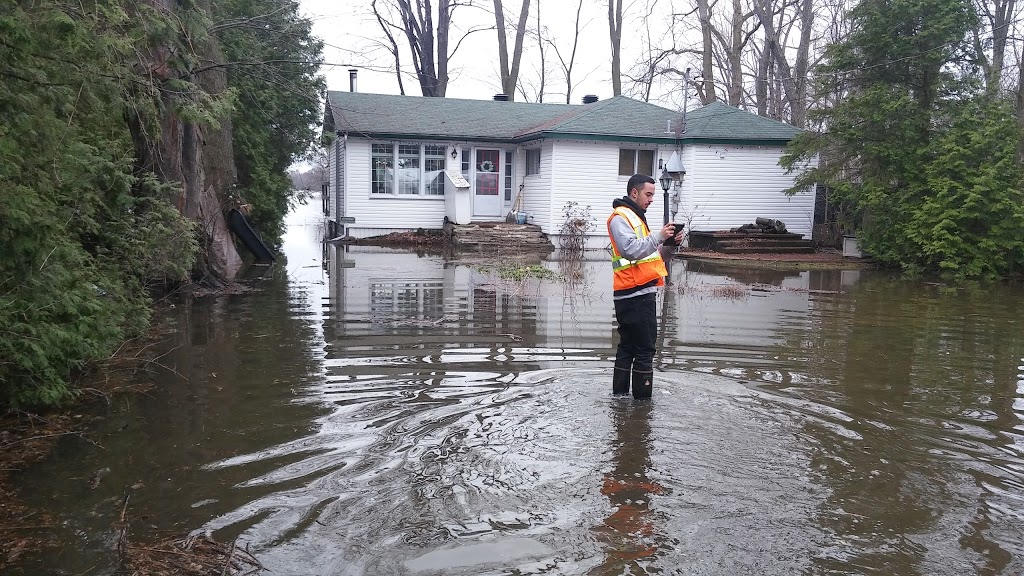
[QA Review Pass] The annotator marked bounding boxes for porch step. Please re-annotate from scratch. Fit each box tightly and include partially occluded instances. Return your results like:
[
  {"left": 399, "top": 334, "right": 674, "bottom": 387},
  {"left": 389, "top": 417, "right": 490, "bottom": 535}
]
[
  {"left": 717, "top": 245, "right": 815, "bottom": 254},
  {"left": 443, "top": 220, "right": 554, "bottom": 252},
  {"left": 715, "top": 239, "right": 815, "bottom": 249},
  {"left": 689, "top": 229, "right": 815, "bottom": 255}
]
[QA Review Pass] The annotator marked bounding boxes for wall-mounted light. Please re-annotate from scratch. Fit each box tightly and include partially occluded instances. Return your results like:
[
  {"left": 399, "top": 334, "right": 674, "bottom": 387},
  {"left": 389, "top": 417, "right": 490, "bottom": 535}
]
[{"left": 451, "top": 147, "right": 458, "bottom": 159}]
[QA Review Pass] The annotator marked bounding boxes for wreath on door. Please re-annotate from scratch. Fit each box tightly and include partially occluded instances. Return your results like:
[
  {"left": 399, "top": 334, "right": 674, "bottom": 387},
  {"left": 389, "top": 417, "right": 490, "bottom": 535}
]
[{"left": 479, "top": 160, "right": 495, "bottom": 172}]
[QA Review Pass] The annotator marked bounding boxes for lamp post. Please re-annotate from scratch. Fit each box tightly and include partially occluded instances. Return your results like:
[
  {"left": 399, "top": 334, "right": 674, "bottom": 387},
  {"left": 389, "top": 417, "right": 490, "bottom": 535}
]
[{"left": 659, "top": 168, "right": 673, "bottom": 226}]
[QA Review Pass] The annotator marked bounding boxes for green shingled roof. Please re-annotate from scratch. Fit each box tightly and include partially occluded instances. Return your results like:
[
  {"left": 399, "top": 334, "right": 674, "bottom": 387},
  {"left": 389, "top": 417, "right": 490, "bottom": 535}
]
[
  {"left": 681, "top": 100, "right": 801, "bottom": 141},
  {"left": 324, "top": 91, "right": 800, "bottom": 144}
]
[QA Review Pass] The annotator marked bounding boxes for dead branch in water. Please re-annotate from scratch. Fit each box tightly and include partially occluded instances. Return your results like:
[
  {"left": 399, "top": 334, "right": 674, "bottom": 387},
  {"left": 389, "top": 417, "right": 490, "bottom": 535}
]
[{"left": 119, "top": 534, "right": 263, "bottom": 576}]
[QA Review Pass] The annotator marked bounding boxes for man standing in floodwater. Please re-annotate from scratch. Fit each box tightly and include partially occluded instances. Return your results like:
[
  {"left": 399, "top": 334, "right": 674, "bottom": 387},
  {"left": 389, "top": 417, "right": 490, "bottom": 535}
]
[{"left": 606, "top": 174, "right": 683, "bottom": 399}]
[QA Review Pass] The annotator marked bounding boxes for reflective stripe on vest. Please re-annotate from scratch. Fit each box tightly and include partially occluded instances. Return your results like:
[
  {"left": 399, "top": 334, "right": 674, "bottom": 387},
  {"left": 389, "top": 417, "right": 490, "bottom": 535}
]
[{"left": 607, "top": 206, "right": 667, "bottom": 293}]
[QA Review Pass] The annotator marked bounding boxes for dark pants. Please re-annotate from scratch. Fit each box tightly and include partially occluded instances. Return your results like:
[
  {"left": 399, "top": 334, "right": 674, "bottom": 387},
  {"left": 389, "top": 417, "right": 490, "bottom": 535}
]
[{"left": 613, "top": 293, "right": 657, "bottom": 397}]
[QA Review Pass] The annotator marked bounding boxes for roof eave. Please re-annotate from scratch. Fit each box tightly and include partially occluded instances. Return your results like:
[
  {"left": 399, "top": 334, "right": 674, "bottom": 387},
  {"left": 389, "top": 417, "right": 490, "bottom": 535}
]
[
  {"left": 524, "top": 131, "right": 796, "bottom": 146},
  {"left": 335, "top": 129, "right": 796, "bottom": 146},
  {"left": 340, "top": 131, "right": 520, "bottom": 144}
]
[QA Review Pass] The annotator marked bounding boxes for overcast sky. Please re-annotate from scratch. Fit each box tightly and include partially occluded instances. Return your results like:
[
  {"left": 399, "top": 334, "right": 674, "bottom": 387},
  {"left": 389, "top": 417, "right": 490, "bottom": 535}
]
[{"left": 299, "top": 0, "right": 687, "bottom": 107}]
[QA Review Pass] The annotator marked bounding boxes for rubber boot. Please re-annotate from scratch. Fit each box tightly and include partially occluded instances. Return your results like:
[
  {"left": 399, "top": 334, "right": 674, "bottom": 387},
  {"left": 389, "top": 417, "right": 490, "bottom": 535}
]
[
  {"left": 612, "top": 368, "right": 631, "bottom": 395},
  {"left": 631, "top": 369, "right": 653, "bottom": 399}
]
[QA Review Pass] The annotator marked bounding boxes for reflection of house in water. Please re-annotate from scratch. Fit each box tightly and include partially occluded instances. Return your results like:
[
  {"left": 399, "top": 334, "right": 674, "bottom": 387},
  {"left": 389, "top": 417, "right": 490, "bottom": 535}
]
[
  {"left": 323, "top": 246, "right": 868, "bottom": 381},
  {"left": 683, "top": 260, "right": 806, "bottom": 286},
  {"left": 660, "top": 261, "right": 866, "bottom": 385},
  {"left": 325, "top": 245, "right": 545, "bottom": 350},
  {"left": 323, "top": 247, "right": 629, "bottom": 377}
]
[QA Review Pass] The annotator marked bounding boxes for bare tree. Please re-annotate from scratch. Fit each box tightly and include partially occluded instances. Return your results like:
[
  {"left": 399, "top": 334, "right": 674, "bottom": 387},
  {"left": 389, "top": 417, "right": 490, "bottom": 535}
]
[
  {"left": 494, "top": 0, "right": 532, "bottom": 100},
  {"left": 609, "top": 0, "right": 623, "bottom": 95},
  {"left": 625, "top": 0, "right": 662, "bottom": 102},
  {"left": 974, "top": 0, "right": 1017, "bottom": 93},
  {"left": 535, "top": 0, "right": 546, "bottom": 101},
  {"left": 708, "top": 0, "right": 761, "bottom": 105},
  {"left": 516, "top": 0, "right": 548, "bottom": 102},
  {"left": 371, "top": 0, "right": 488, "bottom": 97},
  {"left": 549, "top": 0, "right": 587, "bottom": 103},
  {"left": 625, "top": 2, "right": 703, "bottom": 104},
  {"left": 753, "top": 0, "right": 813, "bottom": 127},
  {"left": 372, "top": 0, "right": 407, "bottom": 94},
  {"left": 755, "top": 41, "right": 771, "bottom": 115},
  {"left": 695, "top": 0, "right": 718, "bottom": 102}
]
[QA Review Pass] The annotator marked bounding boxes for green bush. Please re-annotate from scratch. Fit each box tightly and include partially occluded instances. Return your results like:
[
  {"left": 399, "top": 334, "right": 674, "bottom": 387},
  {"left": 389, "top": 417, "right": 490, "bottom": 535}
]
[{"left": 0, "top": 1, "right": 197, "bottom": 407}]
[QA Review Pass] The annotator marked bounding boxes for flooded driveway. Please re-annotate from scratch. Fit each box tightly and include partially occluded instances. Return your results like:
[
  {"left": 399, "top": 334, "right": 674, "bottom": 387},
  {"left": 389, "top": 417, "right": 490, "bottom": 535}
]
[{"left": 10, "top": 201, "right": 1024, "bottom": 575}]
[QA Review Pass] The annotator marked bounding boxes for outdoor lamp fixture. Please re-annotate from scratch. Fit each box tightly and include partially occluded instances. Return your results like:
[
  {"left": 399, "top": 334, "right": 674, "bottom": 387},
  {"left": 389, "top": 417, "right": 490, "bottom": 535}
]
[{"left": 659, "top": 168, "right": 673, "bottom": 225}]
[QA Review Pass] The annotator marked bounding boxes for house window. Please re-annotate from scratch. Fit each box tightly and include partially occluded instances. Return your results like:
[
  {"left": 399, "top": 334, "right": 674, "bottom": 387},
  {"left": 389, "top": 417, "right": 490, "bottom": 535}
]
[
  {"left": 371, "top": 144, "right": 394, "bottom": 195},
  {"left": 371, "top": 142, "right": 447, "bottom": 197},
  {"left": 461, "top": 149, "right": 470, "bottom": 176},
  {"left": 618, "top": 148, "right": 656, "bottom": 176},
  {"left": 525, "top": 148, "right": 540, "bottom": 175},
  {"left": 370, "top": 281, "right": 444, "bottom": 319},
  {"left": 397, "top": 144, "right": 420, "bottom": 195},
  {"left": 504, "top": 151, "right": 513, "bottom": 201},
  {"left": 424, "top": 144, "right": 446, "bottom": 196}
]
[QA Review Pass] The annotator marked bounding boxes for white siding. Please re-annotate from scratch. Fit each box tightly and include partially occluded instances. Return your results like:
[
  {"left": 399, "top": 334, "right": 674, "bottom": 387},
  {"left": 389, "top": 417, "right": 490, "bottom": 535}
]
[
  {"left": 326, "top": 138, "right": 336, "bottom": 220},
  {"left": 517, "top": 141, "right": 553, "bottom": 229},
  {"left": 325, "top": 136, "right": 347, "bottom": 229},
  {"left": 547, "top": 140, "right": 673, "bottom": 239},
  {"left": 343, "top": 138, "right": 449, "bottom": 239},
  {"left": 681, "top": 144, "right": 815, "bottom": 237}
]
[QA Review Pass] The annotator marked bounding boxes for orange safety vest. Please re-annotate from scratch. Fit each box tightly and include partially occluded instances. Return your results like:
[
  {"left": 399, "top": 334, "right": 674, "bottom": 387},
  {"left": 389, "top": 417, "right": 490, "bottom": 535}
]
[{"left": 606, "top": 206, "right": 667, "bottom": 293}]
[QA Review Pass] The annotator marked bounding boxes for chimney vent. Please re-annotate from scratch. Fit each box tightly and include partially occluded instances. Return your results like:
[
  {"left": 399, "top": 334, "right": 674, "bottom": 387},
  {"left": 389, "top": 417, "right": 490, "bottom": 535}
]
[
  {"left": 493, "top": 93, "right": 509, "bottom": 101},
  {"left": 582, "top": 94, "right": 599, "bottom": 104},
  {"left": 349, "top": 69, "right": 358, "bottom": 92}
]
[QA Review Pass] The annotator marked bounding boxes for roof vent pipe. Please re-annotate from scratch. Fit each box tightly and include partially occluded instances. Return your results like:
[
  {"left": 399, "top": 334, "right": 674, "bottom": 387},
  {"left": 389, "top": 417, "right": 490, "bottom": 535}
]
[
  {"left": 349, "top": 69, "right": 358, "bottom": 92},
  {"left": 493, "top": 93, "right": 509, "bottom": 101},
  {"left": 582, "top": 94, "right": 599, "bottom": 104}
]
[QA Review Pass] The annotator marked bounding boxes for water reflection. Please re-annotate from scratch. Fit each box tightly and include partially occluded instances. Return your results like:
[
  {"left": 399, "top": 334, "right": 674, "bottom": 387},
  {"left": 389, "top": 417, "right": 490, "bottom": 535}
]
[
  {"left": 198, "top": 233, "right": 1024, "bottom": 575},
  {"left": 590, "top": 402, "right": 664, "bottom": 575},
  {"left": 9, "top": 201, "right": 1024, "bottom": 575}
]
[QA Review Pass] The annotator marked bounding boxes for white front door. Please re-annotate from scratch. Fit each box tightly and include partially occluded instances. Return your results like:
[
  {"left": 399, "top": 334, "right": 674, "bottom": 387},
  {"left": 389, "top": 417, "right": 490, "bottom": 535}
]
[{"left": 473, "top": 149, "right": 502, "bottom": 218}]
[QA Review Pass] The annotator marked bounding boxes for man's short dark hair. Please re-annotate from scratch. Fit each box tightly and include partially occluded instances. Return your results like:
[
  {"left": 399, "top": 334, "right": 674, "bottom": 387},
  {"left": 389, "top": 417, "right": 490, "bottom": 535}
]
[{"left": 626, "top": 174, "right": 656, "bottom": 195}]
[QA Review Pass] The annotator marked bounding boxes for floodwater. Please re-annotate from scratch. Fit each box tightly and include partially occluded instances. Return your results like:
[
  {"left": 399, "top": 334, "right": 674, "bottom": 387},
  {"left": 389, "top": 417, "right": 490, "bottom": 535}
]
[{"left": 8, "top": 200, "right": 1024, "bottom": 575}]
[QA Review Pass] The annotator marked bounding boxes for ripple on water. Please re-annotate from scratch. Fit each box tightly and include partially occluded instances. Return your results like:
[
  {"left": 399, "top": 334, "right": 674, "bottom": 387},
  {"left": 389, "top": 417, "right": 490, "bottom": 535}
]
[{"left": 195, "top": 364, "right": 862, "bottom": 574}]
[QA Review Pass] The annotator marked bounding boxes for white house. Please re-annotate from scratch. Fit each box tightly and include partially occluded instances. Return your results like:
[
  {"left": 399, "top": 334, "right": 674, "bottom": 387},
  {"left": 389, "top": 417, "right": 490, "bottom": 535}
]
[{"left": 322, "top": 91, "right": 815, "bottom": 245}]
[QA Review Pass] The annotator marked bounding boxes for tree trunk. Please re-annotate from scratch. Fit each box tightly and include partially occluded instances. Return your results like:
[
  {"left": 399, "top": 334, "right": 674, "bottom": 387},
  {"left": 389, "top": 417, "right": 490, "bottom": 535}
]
[
  {"left": 436, "top": 0, "right": 450, "bottom": 96},
  {"left": 791, "top": 0, "right": 813, "bottom": 127},
  {"left": 392, "top": 0, "right": 449, "bottom": 97},
  {"left": 494, "top": 0, "right": 532, "bottom": 100},
  {"left": 756, "top": 45, "right": 770, "bottom": 116},
  {"left": 537, "top": 0, "right": 545, "bottom": 102},
  {"left": 609, "top": 0, "right": 623, "bottom": 96},
  {"left": 985, "top": 0, "right": 1015, "bottom": 93},
  {"left": 727, "top": 0, "right": 744, "bottom": 105},
  {"left": 696, "top": 0, "right": 718, "bottom": 103},
  {"left": 755, "top": 0, "right": 807, "bottom": 127},
  {"left": 1015, "top": 43, "right": 1024, "bottom": 157}
]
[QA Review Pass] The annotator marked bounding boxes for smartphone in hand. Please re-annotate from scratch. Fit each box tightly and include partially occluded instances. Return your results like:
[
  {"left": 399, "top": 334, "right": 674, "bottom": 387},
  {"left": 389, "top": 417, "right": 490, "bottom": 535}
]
[{"left": 663, "top": 223, "right": 685, "bottom": 246}]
